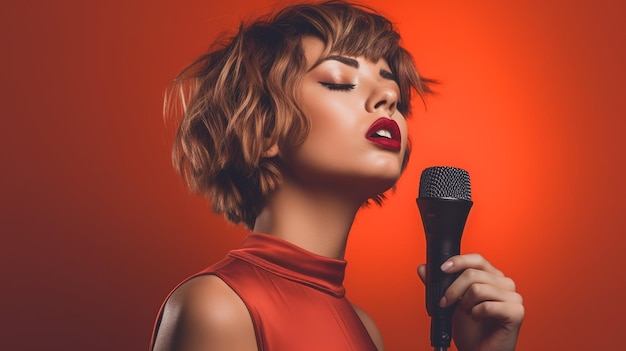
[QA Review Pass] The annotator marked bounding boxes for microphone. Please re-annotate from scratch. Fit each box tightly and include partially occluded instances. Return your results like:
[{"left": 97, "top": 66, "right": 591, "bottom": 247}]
[{"left": 416, "top": 166, "right": 473, "bottom": 351}]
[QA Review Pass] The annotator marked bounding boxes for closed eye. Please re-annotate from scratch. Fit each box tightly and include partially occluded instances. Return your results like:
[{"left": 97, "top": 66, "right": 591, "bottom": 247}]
[{"left": 319, "top": 82, "right": 356, "bottom": 91}]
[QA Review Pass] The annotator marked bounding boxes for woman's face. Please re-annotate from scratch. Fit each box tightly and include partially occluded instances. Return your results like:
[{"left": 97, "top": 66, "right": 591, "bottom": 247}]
[{"left": 280, "top": 36, "right": 408, "bottom": 200}]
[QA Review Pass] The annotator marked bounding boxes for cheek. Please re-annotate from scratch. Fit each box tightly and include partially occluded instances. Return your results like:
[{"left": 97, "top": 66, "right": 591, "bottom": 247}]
[
  {"left": 396, "top": 115, "right": 409, "bottom": 151},
  {"left": 395, "top": 117, "right": 410, "bottom": 169},
  {"left": 302, "top": 96, "right": 362, "bottom": 144}
]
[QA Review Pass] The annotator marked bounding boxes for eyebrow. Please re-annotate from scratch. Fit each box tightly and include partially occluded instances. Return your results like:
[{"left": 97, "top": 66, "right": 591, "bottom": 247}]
[
  {"left": 379, "top": 69, "right": 397, "bottom": 81},
  {"left": 326, "top": 55, "right": 359, "bottom": 68}
]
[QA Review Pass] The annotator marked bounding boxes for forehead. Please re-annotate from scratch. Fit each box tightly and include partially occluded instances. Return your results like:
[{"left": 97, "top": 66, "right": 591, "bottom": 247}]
[{"left": 301, "top": 36, "right": 327, "bottom": 71}]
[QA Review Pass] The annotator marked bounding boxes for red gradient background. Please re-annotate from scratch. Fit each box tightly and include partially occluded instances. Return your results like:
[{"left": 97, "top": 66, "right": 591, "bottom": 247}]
[{"left": 1, "top": 0, "right": 625, "bottom": 350}]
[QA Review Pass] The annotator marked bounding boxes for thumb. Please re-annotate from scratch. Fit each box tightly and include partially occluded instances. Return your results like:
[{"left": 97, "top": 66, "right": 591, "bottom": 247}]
[{"left": 417, "top": 264, "right": 426, "bottom": 284}]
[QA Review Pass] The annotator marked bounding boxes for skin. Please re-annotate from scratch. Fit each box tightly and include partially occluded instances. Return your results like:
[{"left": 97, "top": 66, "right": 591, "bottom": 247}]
[{"left": 153, "top": 36, "right": 524, "bottom": 351}]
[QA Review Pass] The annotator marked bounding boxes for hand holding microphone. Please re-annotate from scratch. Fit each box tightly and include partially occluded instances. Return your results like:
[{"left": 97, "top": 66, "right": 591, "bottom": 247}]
[{"left": 416, "top": 166, "right": 524, "bottom": 351}]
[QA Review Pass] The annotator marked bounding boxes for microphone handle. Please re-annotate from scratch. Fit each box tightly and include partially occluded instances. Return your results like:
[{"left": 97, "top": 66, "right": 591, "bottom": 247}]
[
  {"left": 426, "top": 235, "right": 461, "bottom": 348},
  {"left": 417, "top": 198, "right": 473, "bottom": 349}
]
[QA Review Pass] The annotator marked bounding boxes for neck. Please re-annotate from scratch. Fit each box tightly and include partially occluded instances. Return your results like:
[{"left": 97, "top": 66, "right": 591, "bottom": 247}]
[{"left": 252, "top": 179, "right": 364, "bottom": 260}]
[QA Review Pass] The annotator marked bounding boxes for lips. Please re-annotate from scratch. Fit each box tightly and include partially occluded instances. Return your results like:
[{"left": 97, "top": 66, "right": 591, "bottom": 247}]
[{"left": 365, "top": 117, "right": 402, "bottom": 151}]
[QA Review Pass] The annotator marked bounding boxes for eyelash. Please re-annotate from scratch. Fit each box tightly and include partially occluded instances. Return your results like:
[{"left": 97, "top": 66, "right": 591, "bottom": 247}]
[{"left": 319, "top": 82, "right": 356, "bottom": 91}]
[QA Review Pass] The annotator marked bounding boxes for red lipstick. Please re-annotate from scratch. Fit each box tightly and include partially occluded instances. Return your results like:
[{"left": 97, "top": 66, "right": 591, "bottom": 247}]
[{"left": 365, "top": 117, "right": 401, "bottom": 151}]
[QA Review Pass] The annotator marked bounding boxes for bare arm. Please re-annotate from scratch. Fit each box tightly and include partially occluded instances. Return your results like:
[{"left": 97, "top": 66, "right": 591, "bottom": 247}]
[
  {"left": 153, "top": 275, "right": 258, "bottom": 351},
  {"left": 352, "top": 303, "right": 385, "bottom": 351}
]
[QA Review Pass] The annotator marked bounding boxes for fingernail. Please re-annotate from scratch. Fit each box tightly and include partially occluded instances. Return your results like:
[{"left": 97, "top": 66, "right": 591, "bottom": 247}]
[
  {"left": 441, "top": 261, "right": 453, "bottom": 272},
  {"left": 439, "top": 296, "right": 447, "bottom": 307}
]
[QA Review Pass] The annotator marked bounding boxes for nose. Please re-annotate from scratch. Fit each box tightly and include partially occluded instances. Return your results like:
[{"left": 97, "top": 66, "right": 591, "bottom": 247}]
[{"left": 366, "top": 84, "right": 399, "bottom": 116}]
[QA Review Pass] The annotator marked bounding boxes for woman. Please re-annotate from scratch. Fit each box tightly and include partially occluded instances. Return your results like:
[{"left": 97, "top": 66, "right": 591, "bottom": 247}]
[{"left": 151, "top": 1, "right": 524, "bottom": 350}]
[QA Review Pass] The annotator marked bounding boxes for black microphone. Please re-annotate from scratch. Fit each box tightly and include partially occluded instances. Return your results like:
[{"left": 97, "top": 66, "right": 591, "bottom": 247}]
[{"left": 416, "top": 166, "right": 473, "bottom": 351}]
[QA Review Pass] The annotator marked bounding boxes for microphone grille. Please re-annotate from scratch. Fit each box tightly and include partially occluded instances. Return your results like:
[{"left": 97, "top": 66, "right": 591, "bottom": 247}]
[{"left": 418, "top": 166, "right": 471, "bottom": 200}]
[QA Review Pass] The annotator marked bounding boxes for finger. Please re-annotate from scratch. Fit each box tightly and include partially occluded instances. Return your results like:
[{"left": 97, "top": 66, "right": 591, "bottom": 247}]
[
  {"left": 441, "top": 253, "right": 504, "bottom": 277},
  {"left": 457, "top": 283, "right": 523, "bottom": 314},
  {"left": 441, "top": 269, "right": 516, "bottom": 307},
  {"left": 468, "top": 300, "right": 525, "bottom": 326},
  {"left": 417, "top": 264, "right": 426, "bottom": 284}
]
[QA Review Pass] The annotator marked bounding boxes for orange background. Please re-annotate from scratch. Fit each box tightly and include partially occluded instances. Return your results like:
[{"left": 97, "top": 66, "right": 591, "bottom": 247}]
[{"left": 1, "top": 0, "right": 625, "bottom": 350}]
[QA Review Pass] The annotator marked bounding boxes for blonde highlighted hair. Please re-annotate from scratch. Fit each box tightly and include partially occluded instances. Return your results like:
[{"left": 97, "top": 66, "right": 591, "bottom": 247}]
[{"left": 167, "top": 0, "right": 435, "bottom": 229}]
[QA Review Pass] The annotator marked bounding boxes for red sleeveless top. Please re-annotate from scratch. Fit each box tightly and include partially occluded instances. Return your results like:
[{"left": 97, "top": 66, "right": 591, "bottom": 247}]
[{"left": 151, "top": 233, "right": 378, "bottom": 351}]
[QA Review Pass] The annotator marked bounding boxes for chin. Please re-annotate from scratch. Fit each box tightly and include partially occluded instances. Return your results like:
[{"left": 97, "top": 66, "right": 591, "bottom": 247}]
[{"left": 349, "top": 171, "right": 402, "bottom": 202}]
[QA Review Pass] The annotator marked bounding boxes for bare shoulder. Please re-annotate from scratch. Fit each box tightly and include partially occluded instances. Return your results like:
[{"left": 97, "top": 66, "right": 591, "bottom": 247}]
[
  {"left": 153, "top": 275, "right": 257, "bottom": 351},
  {"left": 351, "top": 303, "right": 385, "bottom": 351}
]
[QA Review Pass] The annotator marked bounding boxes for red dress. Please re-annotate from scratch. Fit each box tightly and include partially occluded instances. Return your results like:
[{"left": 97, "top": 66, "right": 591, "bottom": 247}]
[{"left": 151, "top": 233, "right": 378, "bottom": 351}]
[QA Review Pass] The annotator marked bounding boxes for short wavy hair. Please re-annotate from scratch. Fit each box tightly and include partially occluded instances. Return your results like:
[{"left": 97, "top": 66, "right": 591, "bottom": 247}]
[{"left": 167, "top": 0, "right": 435, "bottom": 229}]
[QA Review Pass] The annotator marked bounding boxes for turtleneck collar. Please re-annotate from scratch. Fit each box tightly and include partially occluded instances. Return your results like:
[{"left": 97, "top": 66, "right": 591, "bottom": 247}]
[{"left": 227, "top": 233, "right": 347, "bottom": 297}]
